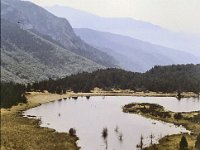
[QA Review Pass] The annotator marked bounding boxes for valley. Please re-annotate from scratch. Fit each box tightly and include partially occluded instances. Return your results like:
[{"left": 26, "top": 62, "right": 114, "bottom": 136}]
[{"left": 1, "top": 0, "right": 200, "bottom": 150}]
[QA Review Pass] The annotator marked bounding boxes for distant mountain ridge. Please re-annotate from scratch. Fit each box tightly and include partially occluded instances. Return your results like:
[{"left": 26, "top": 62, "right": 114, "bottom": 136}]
[
  {"left": 46, "top": 5, "right": 200, "bottom": 57},
  {"left": 75, "top": 28, "right": 200, "bottom": 72}
]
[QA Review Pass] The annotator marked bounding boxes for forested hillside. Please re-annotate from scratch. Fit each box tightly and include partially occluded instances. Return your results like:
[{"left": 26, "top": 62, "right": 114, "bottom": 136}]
[
  {"left": 1, "top": 19, "right": 103, "bottom": 83},
  {"left": 1, "top": 0, "right": 117, "bottom": 68},
  {"left": 30, "top": 64, "right": 200, "bottom": 93},
  {"left": 144, "top": 65, "right": 200, "bottom": 92}
]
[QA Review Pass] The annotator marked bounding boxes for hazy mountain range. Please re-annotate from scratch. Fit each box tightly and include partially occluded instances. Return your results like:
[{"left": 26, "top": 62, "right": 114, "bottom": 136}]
[
  {"left": 1, "top": 0, "right": 199, "bottom": 83},
  {"left": 75, "top": 28, "right": 199, "bottom": 72},
  {"left": 1, "top": 0, "right": 117, "bottom": 83},
  {"left": 46, "top": 5, "right": 200, "bottom": 57}
]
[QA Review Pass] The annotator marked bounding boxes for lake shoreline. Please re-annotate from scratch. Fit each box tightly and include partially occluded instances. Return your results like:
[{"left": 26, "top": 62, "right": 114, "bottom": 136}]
[
  {"left": 123, "top": 103, "right": 200, "bottom": 149},
  {"left": 1, "top": 92, "right": 199, "bottom": 150},
  {"left": 1, "top": 92, "right": 81, "bottom": 150}
]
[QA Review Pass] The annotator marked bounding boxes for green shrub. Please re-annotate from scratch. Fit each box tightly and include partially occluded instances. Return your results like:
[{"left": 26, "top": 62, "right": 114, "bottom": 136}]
[{"left": 179, "top": 136, "right": 188, "bottom": 150}]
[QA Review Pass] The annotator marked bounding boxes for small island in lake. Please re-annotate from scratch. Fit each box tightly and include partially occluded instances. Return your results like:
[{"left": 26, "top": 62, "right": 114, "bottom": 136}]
[{"left": 123, "top": 103, "right": 200, "bottom": 149}]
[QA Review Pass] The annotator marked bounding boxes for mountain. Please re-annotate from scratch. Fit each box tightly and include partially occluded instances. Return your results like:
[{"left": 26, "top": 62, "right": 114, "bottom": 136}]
[
  {"left": 46, "top": 5, "right": 200, "bottom": 57},
  {"left": 74, "top": 28, "right": 200, "bottom": 72},
  {"left": 1, "top": 0, "right": 118, "bottom": 68},
  {"left": 1, "top": 19, "right": 104, "bottom": 83}
]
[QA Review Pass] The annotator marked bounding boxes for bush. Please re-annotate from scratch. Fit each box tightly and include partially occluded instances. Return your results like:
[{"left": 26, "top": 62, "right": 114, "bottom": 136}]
[
  {"left": 69, "top": 128, "right": 76, "bottom": 136},
  {"left": 179, "top": 136, "right": 188, "bottom": 150},
  {"left": 174, "top": 113, "right": 183, "bottom": 120}
]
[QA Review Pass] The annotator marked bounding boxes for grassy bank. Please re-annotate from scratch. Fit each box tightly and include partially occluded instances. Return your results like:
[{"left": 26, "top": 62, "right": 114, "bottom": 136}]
[
  {"left": 91, "top": 88, "right": 199, "bottom": 98},
  {"left": 1, "top": 92, "right": 80, "bottom": 150},
  {"left": 1, "top": 91, "right": 199, "bottom": 150},
  {"left": 123, "top": 103, "right": 200, "bottom": 150}
]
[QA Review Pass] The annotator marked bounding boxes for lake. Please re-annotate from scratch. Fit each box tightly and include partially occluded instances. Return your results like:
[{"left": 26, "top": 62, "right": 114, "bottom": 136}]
[{"left": 23, "top": 96, "right": 199, "bottom": 150}]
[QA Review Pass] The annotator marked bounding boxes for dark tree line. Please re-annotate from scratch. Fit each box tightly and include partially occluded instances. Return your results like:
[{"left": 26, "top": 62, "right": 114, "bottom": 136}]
[
  {"left": 144, "top": 64, "right": 200, "bottom": 93},
  {"left": 29, "top": 64, "right": 200, "bottom": 94},
  {"left": 1, "top": 64, "right": 199, "bottom": 108},
  {"left": 1, "top": 82, "right": 27, "bottom": 108}
]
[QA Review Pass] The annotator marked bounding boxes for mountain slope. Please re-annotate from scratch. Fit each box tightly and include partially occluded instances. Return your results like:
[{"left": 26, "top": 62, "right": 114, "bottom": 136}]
[
  {"left": 1, "top": 19, "right": 104, "bottom": 83},
  {"left": 1, "top": 0, "right": 118, "bottom": 68},
  {"left": 75, "top": 28, "right": 200, "bottom": 72},
  {"left": 46, "top": 5, "right": 200, "bottom": 57}
]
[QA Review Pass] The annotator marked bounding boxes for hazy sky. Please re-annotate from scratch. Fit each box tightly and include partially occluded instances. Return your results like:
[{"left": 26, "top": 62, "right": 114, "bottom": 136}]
[{"left": 27, "top": 0, "right": 200, "bottom": 34}]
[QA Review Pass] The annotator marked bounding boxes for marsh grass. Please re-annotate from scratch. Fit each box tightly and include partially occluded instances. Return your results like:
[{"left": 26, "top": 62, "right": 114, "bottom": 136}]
[
  {"left": 102, "top": 128, "right": 108, "bottom": 139},
  {"left": 1, "top": 111, "right": 79, "bottom": 150},
  {"left": 69, "top": 128, "right": 76, "bottom": 136},
  {"left": 1, "top": 92, "right": 79, "bottom": 150},
  {"left": 119, "top": 133, "right": 123, "bottom": 142}
]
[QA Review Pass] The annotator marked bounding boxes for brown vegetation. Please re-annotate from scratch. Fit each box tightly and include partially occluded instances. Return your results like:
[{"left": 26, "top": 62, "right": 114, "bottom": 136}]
[{"left": 1, "top": 92, "right": 79, "bottom": 150}]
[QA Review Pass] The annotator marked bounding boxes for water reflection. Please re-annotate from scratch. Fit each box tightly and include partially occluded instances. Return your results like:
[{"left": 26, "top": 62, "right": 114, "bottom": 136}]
[
  {"left": 24, "top": 96, "right": 199, "bottom": 150},
  {"left": 102, "top": 127, "right": 108, "bottom": 150}
]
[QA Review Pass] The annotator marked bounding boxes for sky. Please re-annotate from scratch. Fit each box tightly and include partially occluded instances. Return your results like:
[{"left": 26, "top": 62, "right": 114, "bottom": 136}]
[{"left": 27, "top": 0, "right": 200, "bottom": 34}]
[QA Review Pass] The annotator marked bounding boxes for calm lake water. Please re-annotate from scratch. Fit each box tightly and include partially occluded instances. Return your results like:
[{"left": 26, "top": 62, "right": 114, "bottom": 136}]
[{"left": 24, "top": 96, "right": 199, "bottom": 150}]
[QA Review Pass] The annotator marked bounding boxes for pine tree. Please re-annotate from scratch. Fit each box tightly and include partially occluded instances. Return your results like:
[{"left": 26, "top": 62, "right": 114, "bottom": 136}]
[{"left": 180, "top": 136, "right": 188, "bottom": 150}]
